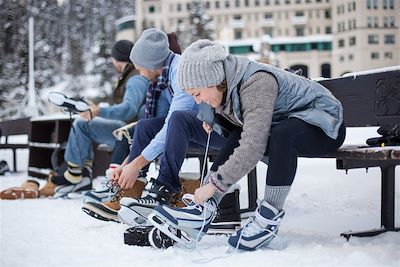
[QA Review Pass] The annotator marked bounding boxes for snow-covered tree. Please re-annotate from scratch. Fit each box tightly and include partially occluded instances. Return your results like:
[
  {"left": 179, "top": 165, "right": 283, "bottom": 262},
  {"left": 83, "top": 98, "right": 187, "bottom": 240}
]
[{"left": 178, "top": 0, "right": 214, "bottom": 49}]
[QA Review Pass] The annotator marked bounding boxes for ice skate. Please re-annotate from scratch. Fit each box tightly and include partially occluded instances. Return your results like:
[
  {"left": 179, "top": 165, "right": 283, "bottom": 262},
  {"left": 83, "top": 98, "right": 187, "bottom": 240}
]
[
  {"left": 118, "top": 178, "right": 172, "bottom": 226},
  {"left": 228, "top": 199, "right": 285, "bottom": 251},
  {"left": 148, "top": 194, "right": 217, "bottom": 249}
]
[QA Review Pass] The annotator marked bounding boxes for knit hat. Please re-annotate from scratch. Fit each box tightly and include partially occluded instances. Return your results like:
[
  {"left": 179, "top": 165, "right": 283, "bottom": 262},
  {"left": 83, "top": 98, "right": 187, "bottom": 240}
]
[
  {"left": 130, "top": 28, "right": 170, "bottom": 70},
  {"left": 178, "top": 39, "right": 227, "bottom": 89},
  {"left": 111, "top": 40, "right": 134, "bottom": 62}
]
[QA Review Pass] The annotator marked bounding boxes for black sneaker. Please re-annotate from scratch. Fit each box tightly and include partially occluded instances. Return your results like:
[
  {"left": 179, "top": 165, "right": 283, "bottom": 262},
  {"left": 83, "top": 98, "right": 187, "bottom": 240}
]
[
  {"left": 208, "top": 188, "right": 241, "bottom": 234},
  {"left": 0, "top": 160, "right": 10, "bottom": 175}
]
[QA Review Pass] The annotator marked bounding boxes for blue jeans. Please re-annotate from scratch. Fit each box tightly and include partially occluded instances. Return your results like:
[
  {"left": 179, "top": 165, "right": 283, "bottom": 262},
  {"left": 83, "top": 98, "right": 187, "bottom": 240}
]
[
  {"left": 64, "top": 117, "right": 125, "bottom": 166},
  {"left": 111, "top": 127, "right": 135, "bottom": 165}
]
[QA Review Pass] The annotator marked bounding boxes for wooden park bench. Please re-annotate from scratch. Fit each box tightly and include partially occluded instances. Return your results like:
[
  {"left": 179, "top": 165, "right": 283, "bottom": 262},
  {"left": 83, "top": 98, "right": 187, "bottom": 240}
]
[
  {"left": 186, "top": 67, "right": 400, "bottom": 239},
  {"left": 0, "top": 117, "right": 31, "bottom": 172}
]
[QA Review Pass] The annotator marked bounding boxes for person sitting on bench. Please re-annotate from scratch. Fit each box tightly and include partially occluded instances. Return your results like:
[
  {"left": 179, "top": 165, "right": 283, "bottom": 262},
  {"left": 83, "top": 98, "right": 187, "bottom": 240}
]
[{"left": 148, "top": 39, "right": 346, "bottom": 251}]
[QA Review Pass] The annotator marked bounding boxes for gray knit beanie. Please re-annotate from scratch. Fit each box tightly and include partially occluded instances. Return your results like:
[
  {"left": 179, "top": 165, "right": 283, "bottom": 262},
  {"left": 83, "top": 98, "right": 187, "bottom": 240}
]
[
  {"left": 130, "top": 28, "right": 170, "bottom": 70},
  {"left": 178, "top": 39, "right": 227, "bottom": 89}
]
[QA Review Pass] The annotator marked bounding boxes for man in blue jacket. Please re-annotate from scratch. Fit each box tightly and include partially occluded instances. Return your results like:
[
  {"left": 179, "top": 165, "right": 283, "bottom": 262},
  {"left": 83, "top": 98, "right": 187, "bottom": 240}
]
[{"left": 50, "top": 40, "right": 169, "bottom": 196}]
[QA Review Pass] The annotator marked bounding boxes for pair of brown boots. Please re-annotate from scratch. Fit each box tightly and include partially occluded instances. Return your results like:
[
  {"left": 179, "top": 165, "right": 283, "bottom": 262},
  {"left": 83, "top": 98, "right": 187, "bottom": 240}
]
[
  {"left": 0, "top": 172, "right": 60, "bottom": 200},
  {"left": 0, "top": 180, "right": 41, "bottom": 200}
]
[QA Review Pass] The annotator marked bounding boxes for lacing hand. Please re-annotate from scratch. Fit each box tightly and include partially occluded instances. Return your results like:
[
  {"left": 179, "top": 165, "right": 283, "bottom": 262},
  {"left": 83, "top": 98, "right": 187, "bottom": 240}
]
[{"left": 194, "top": 182, "right": 217, "bottom": 205}]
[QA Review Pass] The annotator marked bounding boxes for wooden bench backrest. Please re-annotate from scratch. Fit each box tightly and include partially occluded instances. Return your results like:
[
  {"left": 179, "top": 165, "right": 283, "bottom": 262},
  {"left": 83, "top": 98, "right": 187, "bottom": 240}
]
[
  {"left": 319, "top": 69, "right": 400, "bottom": 128},
  {"left": 0, "top": 118, "right": 31, "bottom": 140}
]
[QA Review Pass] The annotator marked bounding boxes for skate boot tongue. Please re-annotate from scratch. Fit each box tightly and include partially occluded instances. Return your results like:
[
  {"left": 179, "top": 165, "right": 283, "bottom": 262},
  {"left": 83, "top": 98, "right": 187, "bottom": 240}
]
[{"left": 247, "top": 200, "right": 279, "bottom": 231}]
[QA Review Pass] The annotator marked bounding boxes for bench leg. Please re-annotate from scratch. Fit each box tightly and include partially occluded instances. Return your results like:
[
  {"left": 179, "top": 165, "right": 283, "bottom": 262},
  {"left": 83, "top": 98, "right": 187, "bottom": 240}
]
[
  {"left": 12, "top": 148, "right": 17, "bottom": 172},
  {"left": 240, "top": 167, "right": 258, "bottom": 217},
  {"left": 341, "top": 164, "right": 399, "bottom": 240}
]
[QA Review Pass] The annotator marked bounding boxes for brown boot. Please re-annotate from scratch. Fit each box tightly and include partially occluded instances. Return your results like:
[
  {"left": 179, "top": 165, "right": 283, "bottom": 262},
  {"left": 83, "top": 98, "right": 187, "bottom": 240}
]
[
  {"left": 171, "top": 173, "right": 200, "bottom": 208},
  {"left": 0, "top": 179, "right": 40, "bottom": 200},
  {"left": 39, "top": 173, "right": 57, "bottom": 197},
  {"left": 81, "top": 178, "right": 147, "bottom": 222}
]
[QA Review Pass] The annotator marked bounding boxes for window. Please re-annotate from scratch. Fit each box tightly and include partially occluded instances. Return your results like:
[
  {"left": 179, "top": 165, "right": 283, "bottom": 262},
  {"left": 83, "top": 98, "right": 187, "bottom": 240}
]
[
  {"left": 265, "top": 12, "right": 273, "bottom": 19},
  {"left": 385, "top": 52, "right": 393, "bottom": 59},
  {"left": 295, "top": 11, "right": 304, "bottom": 17},
  {"left": 186, "top": 3, "right": 191, "bottom": 11},
  {"left": 349, "top": 36, "right": 356, "bottom": 46},
  {"left": 374, "top": 17, "right": 379, "bottom": 27},
  {"left": 245, "top": 0, "right": 250, "bottom": 6},
  {"left": 296, "top": 27, "right": 305, "bottom": 36},
  {"left": 383, "top": 0, "right": 393, "bottom": 9},
  {"left": 389, "top": 16, "right": 395, "bottom": 27},
  {"left": 295, "top": 0, "right": 301, "bottom": 3},
  {"left": 367, "top": 0, "right": 373, "bottom": 9},
  {"left": 225, "top": 0, "right": 230, "bottom": 8},
  {"left": 205, "top": 1, "right": 210, "bottom": 8},
  {"left": 371, "top": 52, "right": 379, "bottom": 59},
  {"left": 255, "top": 0, "right": 260, "bottom": 6},
  {"left": 384, "top": 35, "right": 395, "bottom": 44},
  {"left": 265, "top": 0, "right": 270, "bottom": 5},
  {"left": 337, "top": 5, "right": 341, "bottom": 14},
  {"left": 383, "top": 17, "right": 388, "bottom": 27},
  {"left": 374, "top": 0, "right": 378, "bottom": 9},
  {"left": 234, "top": 14, "right": 242, "bottom": 20},
  {"left": 234, "top": 30, "right": 243, "bottom": 39},
  {"left": 368, "top": 34, "right": 379, "bottom": 44},
  {"left": 149, "top": 5, "right": 155, "bottom": 13},
  {"left": 325, "top": 10, "right": 331, "bottom": 18},
  {"left": 177, "top": 3, "right": 181, "bottom": 11},
  {"left": 367, "top": 17, "right": 373, "bottom": 28},
  {"left": 285, "top": 0, "right": 291, "bottom": 4},
  {"left": 321, "top": 63, "right": 331, "bottom": 78},
  {"left": 215, "top": 1, "right": 220, "bottom": 8},
  {"left": 275, "top": 0, "right": 280, "bottom": 5},
  {"left": 325, "top": 26, "right": 332, "bottom": 34},
  {"left": 353, "top": 1, "right": 356, "bottom": 10},
  {"left": 339, "top": 55, "right": 344, "bottom": 62},
  {"left": 348, "top": 54, "right": 354, "bottom": 61},
  {"left": 338, "top": 39, "right": 345, "bottom": 48}
]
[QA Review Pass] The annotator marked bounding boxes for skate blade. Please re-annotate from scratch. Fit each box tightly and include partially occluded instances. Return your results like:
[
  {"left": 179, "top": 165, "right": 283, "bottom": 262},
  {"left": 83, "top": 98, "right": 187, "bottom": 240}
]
[
  {"left": 148, "top": 211, "right": 195, "bottom": 250},
  {"left": 118, "top": 205, "right": 149, "bottom": 226}
]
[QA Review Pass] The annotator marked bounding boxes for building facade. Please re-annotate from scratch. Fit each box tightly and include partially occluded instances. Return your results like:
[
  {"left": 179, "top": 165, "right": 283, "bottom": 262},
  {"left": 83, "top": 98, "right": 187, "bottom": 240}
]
[{"left": 122, "top": 0, "right": 399, "bottom": 78}]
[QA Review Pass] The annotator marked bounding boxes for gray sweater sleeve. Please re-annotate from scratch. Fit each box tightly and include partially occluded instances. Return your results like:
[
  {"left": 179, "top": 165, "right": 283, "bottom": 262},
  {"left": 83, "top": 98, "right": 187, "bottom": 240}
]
[{"left": 210, "top": 72, "right": 278, "bottom": 193}]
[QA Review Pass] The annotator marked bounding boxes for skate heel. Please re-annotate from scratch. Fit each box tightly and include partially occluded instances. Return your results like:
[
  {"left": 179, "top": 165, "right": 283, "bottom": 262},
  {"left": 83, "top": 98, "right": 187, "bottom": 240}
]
[
  {"left": 118, "top": 205, "right": 147, "bottom": 226},
  {"left": 148, "top": 212, "right": 196, "bottom": 249}
]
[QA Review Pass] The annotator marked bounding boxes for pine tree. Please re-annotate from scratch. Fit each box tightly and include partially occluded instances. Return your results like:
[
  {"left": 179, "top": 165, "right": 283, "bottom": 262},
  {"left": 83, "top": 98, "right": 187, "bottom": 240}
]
[{"left": 179, "top": 0, "right": 214, "bottom": 49}]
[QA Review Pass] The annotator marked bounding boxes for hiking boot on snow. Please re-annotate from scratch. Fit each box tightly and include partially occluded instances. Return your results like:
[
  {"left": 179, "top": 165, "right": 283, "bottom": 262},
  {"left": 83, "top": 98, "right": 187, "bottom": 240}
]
[{"left": 81, "top": 177, "right": 147, "bottom": 222}]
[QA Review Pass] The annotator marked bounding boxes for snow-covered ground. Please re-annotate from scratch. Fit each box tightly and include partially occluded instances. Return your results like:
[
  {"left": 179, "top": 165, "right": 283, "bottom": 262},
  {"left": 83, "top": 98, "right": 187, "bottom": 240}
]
[{"left": 0, "top": 127, "right": 399, "bottom": 267}]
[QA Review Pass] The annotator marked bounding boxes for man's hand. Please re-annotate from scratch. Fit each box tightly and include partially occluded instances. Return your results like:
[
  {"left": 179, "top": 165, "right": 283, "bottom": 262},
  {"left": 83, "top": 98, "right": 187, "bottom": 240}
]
[
  {"left": 80, "top": 104, "right": 100, "bottom": 121},
  {"left": 117, "top": 162, "right": 140, "bottom": 189},
  {"left": 110, "top": 166, "right": 123, "bottom": 183},
  {"left": 194, "top": 182, "right": 217, "bottom": 205}
]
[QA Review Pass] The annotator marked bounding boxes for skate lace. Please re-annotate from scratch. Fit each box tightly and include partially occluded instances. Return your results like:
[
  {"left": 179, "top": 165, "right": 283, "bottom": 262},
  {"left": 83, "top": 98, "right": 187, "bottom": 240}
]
[
  {"left": 135, "top": 195, "right": 157, "bottom": 204},
  {"left": 106, "top": 180, "right": 123, "bottom": 202}
]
